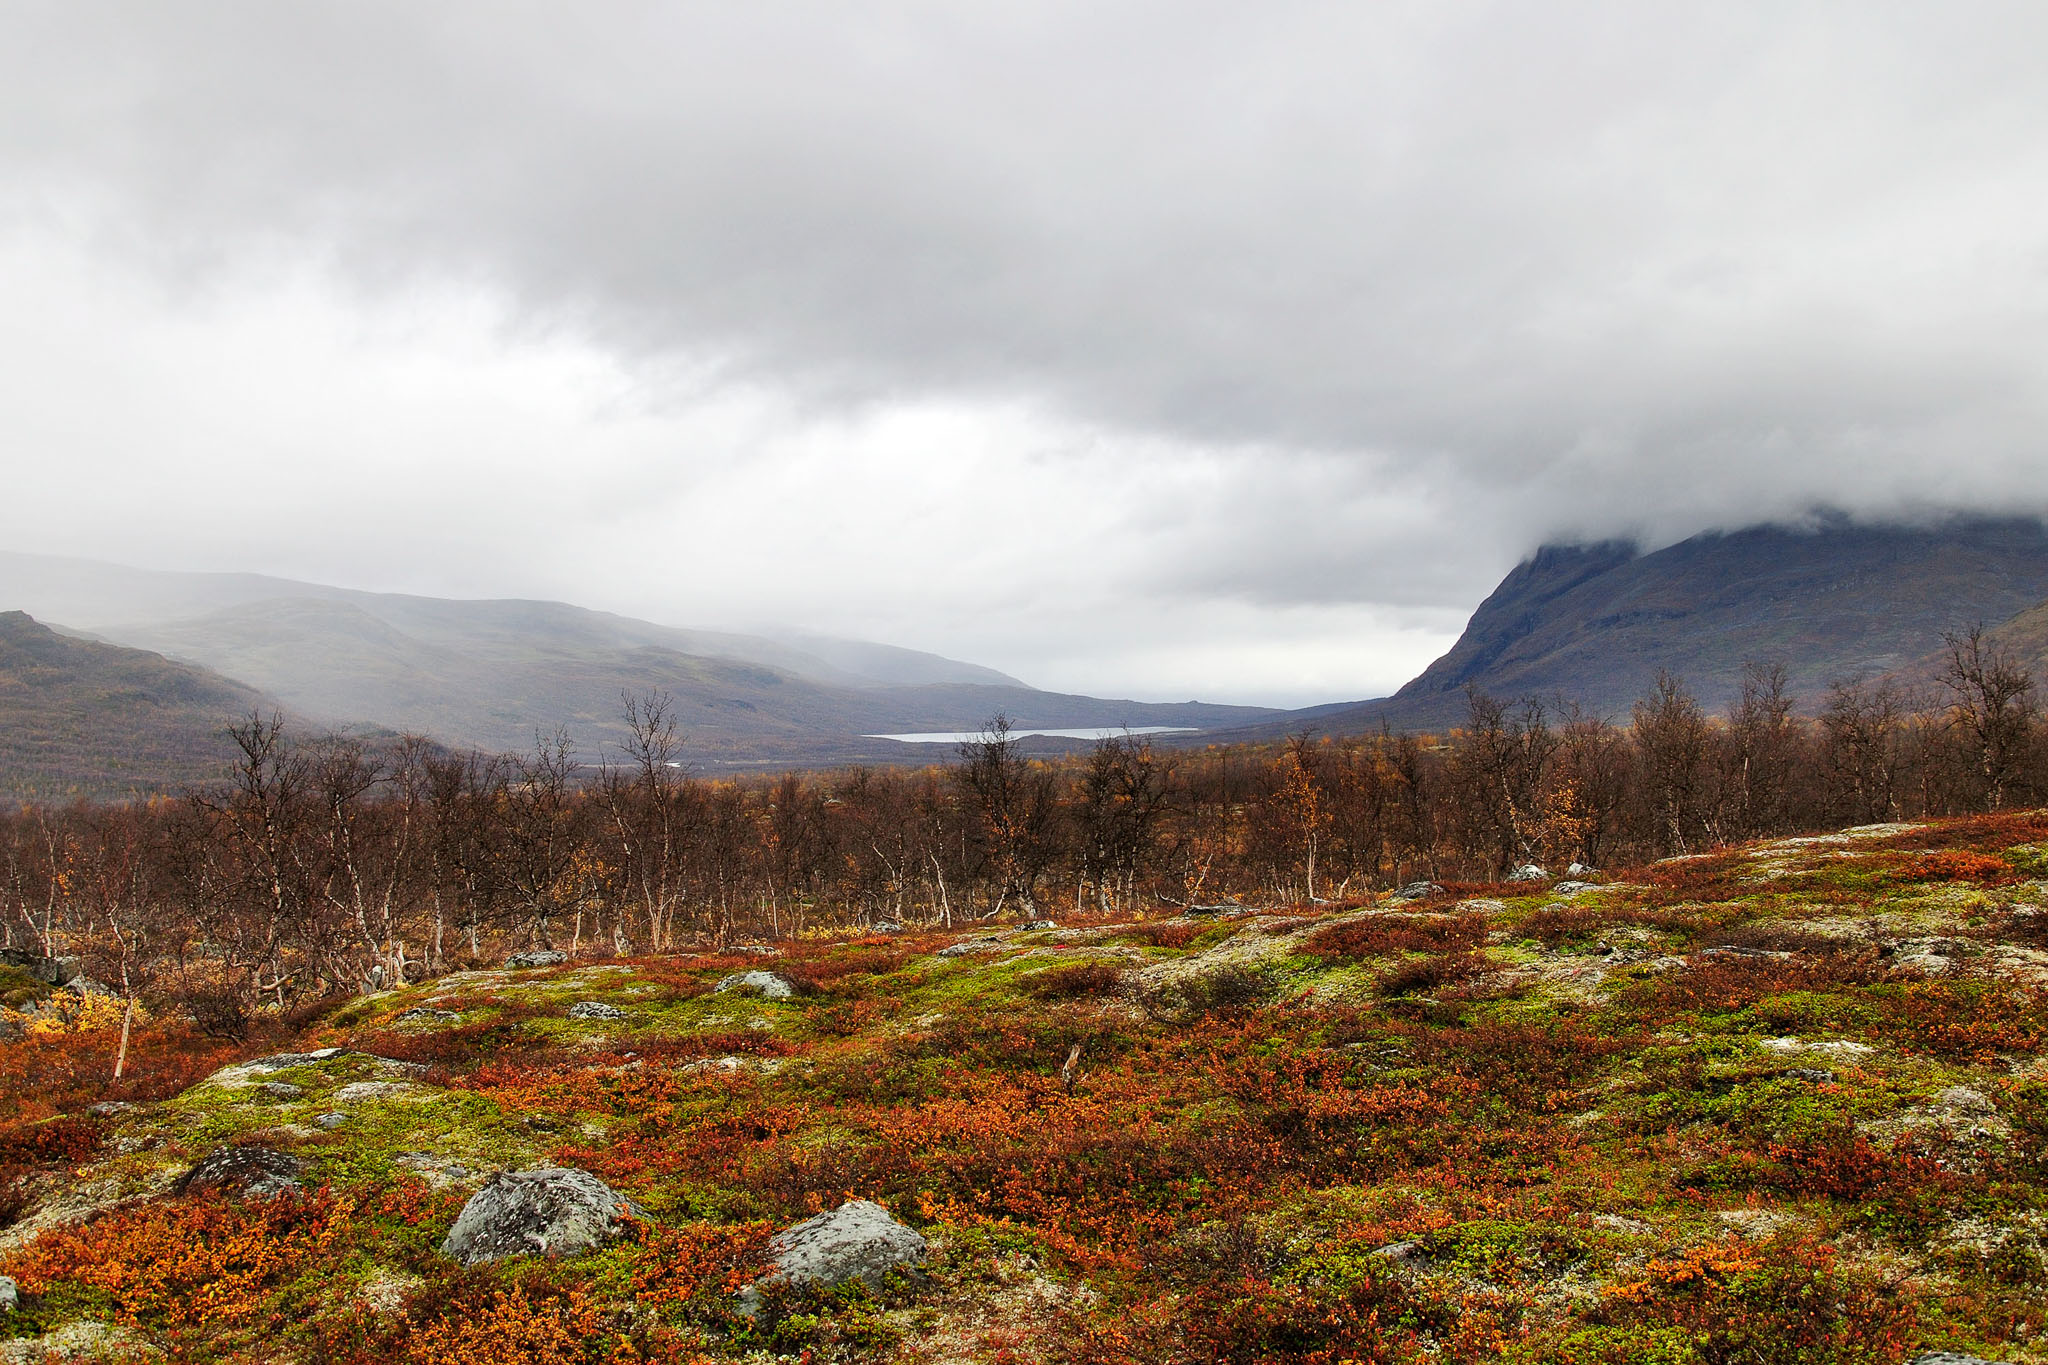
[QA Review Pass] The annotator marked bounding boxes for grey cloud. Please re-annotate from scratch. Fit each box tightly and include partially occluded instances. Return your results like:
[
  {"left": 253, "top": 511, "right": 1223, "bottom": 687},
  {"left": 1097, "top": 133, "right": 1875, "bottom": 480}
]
[{"left": 3, "top": 1, "right": 2048, "bottom": 699}]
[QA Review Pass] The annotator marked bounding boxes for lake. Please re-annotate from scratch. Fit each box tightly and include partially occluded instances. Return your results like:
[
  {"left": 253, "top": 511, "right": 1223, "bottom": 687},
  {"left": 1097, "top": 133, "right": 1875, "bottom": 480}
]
[{"left": 866, "top": 726, "right": 1197, "bottom": 744}]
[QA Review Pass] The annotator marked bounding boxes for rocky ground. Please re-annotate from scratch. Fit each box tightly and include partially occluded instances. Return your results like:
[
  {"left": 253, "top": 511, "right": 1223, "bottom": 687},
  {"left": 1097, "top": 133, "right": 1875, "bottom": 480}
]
[{"left": 5, "top": 816, "right": 2048, "bottom": 1361}]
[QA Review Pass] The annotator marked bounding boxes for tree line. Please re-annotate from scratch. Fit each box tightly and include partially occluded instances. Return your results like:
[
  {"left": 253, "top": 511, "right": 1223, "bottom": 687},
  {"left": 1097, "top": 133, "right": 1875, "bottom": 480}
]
[{"left": 3, "top": 627, "right": 2043, "bottom": 1032}]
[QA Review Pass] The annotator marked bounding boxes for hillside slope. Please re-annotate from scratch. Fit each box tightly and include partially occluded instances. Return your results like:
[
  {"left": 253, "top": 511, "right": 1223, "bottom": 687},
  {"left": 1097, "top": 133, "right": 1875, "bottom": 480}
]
[
  {"left": 0, "top": 612, "right": 269, "bottom": 801},
  {"left": 0, "top": 553, "right": 1273, "bottom": 768},
  {"left": 0, "top": 551, "right": 1027, "bottom": 691},
  {"left": 1247, "top": 515, "right": 2048, "bottom": 737}
]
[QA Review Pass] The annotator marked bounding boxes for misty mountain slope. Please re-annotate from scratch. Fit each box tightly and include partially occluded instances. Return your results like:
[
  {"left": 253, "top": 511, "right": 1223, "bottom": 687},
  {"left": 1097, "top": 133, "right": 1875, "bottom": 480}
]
[
  {"left": 1214, "top": 516, "right": 2048, "bottom": 739},
  {"left": 0, "top": 551, "right": 1025, "bottom": 691},
  {"left": 0, "top": 611, "right": 270, "bottom": 800},
  {"left": 15, "top": 574, "right": 1269, "bottom": 766}
]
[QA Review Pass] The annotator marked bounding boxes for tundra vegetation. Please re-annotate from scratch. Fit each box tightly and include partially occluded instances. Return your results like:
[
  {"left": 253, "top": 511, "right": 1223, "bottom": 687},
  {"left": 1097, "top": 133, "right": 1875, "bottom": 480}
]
[{"left": 0, "top": 650, "right": 2043, "bottom": 1360}]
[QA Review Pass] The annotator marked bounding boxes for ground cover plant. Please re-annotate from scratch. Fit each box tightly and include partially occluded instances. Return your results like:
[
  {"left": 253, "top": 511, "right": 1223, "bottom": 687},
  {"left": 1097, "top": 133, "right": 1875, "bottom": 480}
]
[{"left": 2, "top": 812, "right": 2048, "bottom": 1360}]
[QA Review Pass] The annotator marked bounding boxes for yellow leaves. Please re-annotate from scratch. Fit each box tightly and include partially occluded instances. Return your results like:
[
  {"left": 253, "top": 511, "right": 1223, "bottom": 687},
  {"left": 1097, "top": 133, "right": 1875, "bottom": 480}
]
[
  {"left": 5, "top": 991, "right": 137, "bottom": 1037},
  {"left": 1604, "top": 1238, "right": 1763, "bottom": 1303}
]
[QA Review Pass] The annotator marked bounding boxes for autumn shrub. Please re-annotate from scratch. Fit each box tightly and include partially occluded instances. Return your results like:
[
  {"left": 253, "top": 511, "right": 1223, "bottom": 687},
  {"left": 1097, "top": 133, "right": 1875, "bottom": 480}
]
[
  {"left": 396, "top": 1271, "right": 606, "bottom": 1365},
  {"left": 1117, "top": 920, "right": 1207, "bottom": 950},
  {"left": 1408, "top": 1019, "right": 1634, "bottom": 1109},
  {"left": 1880, "top": 810, "right": 2048, "bottom": 853},
  {"left": 1624, "top": 950, "right": 1888, "bottom": 1018},
  {"left": 1864, "top": 979, "right": 2048, "bottom": 1060},
  {"left": 1308, "top": 911, "right": 1490, "bottom": 959},
  {"left": 1588, "top": 1234, "right": 1915, "bottom": 1365},
  {"left": 5, "top": 1187, "right": 355, "bottom": 1329},
  {"left": 1140, "top": 964, "right": 1276, "bottom": 1019},
  {"left": 0, "top": 1022, "right": 243, "bottom": 1123},
  {"left": 1377, "top": 951, "right": 1493, "bottom": 997},
  {"left": 1025, "top": 962, "right": 1126, "bottom": 1000}
]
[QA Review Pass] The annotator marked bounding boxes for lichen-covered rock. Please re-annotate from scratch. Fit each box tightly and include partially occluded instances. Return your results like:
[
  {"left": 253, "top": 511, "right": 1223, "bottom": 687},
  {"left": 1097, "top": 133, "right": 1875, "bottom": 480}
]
[
  {"left": 568, "top": 1000, "right": 627, "bottom": 1019},
  {"left": 332, "top": 1080, "right": 425, "bottom": 1104},
  {"left": 1910, "top": 1354, "right": 2016, "bottom": 1365},
  {"left": 714, "top": 971, "right": 797, "bottom": 1000},
  {"left": 937, "top": 938, "right": 1005, "bottom": 958},
  {"left": 255, "top": 1081, "right": 304, "bottom": 1102},
  {"left": 440, "top": 1167, "right": 638, "bottom": 1265},
  {"left": 505, "top": 949, "right": 568, "bottom": 968},
  {"left": 737, "top": 1199, "right": 928, "bottom": 1317},
  {"left": 0, "top": 1276, "right": 15, "bottom": 1313},
  {"left": 1552, "top": 880, "right": 1596, "bottom": 896},
  {"left": 1017, "top": 918, "right": 1059, "bottom": 931},
  {"left": 394, "top": 1007, "right": 461, "bottom": 1024},
  {"left": 1390, "top": 882, "right": 1442, "bottom": 902},
  {"left": 1506, "top": 865, "right": 1548, "bottom": 882},
  {"left": 175, "top": 1144, "right": 303, "bottom": 1199}
]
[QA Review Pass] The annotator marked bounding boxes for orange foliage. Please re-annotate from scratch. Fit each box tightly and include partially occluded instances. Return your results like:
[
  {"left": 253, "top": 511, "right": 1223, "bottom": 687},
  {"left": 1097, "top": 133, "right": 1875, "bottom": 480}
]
[
  {"left": 401, "top": 1282, "right": 603, "bottom": 1365},
  {"left": 6, "top": 1189, "right": 354, "bottom": 1328}
]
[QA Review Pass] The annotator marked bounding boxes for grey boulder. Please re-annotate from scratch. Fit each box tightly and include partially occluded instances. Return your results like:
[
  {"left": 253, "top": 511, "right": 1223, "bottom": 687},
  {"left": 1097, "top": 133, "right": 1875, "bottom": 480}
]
[
  {"left": 714, "top": 971, "right": 797, "bottom": 1001},
  {"left": 738, "top": 1199, "right": 928, "bottom": 1317},
  {"left": 1390, "top": 882, "right": 1443, "bottom": 903},
  {"left": 441, "top": 1167, "right": 640, "bottom": 1265},
  {"left": 1506, "top": 865, "right": 1548, "bottom": 883},
  {"left": 568, "top": 1001, "right": 627, "bottom": 1020},
  {"left": 175, "top": 1144, "right": 303, "bottom": 1199},
  {"left": 505, "top": 949, "right": 569, "bottom": 969},
  {"left": 1910, "top": 1355, "right": 2015, "bottom": 1365}
]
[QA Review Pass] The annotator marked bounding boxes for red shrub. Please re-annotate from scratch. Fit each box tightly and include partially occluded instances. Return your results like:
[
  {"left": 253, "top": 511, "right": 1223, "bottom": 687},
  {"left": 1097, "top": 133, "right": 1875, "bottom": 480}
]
[{"left": 1309, "top": 912, "right": 1490, "bottom": 959}]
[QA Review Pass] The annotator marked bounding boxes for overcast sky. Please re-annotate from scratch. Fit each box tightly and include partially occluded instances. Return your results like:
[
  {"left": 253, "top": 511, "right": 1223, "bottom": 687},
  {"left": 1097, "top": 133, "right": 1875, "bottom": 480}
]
[{"left": 4, "top": 3, "right": 2047, "bottom": 706}]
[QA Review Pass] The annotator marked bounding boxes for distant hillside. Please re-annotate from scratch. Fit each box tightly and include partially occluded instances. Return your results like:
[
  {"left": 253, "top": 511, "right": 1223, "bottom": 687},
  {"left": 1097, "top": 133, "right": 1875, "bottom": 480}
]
[
  {"left": 1225, "top": 515, "right": 2048, "bottom": 737},
  {"left": 0, "top": 554, "right": 1274, "bottom": 770},
  {"left": 0, "top": 612, "right": 267, "bottom": 801},
  {"left": 0, "top": 551, "right": 1029, "bottom": 692}
]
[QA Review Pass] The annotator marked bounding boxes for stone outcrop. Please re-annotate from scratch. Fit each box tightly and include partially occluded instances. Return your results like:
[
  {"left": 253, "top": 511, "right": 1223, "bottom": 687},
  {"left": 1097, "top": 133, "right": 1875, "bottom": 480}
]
[
  {"left": 175, "top": 1145, "right": 303, "bottom": 1199},
  {"left": 714, "top": 971, "right": 797, "bottom": 1001},
  {"left": 737, "top": 1199, "right": 928, "bottom": 1316},
  {"left": 441, "top": 1167, "right": 639, "bottom": 1265}
]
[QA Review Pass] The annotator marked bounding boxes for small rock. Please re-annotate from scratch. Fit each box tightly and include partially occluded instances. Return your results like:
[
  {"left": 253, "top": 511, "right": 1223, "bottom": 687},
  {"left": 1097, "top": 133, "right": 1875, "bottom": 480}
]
[
  {"left": 243, "top": 1048, "right": 349, "bottom": 1073},
  {"left": 1552, "top": 880, "right": 1596, "bottom": 896},
  {"left": 868, "top": 921, "right": 904, "bottom": 934},
  {"left": 1567, "top": 862, "right": 1598, "bottom": 878},
  {"left": 1937, "top": 1086, "right": 1997, "bottom": 1116},
  {"left": 714, "top": 971, "right": 798, "bottom": 1000},
  {"left": 88, "top": 1101, "right": 134, "bottom": 1119},
  {"left": 175, "top": 1144, "right": 303, "bottom": 1199},
  {"left": 937, "top": 939, "right": 1005, "bottom": 957},
  {"left": 441, "top": 1167, "right": 640, "bottom": 1265},
  {"left": 394, "top": 1007, "right": 461, "bottom": 1024},
  {"left": 737, "top": 1199, "right": 928, "bottom": 1317},
  {"left": 314, "top": 1112, "right": 349, "bottom": 1130},
  {"left": 1390, "top": 882, "right": 1442, "bottom": 903},
  {"left": 505, "top": 950, "right": 569, "bottom": 969},
  {"left": 0, "top": 1276, "right": 15, "bottom": 1313},
  {"left": 1506, "top": 864, "right": 1548, "bottom": 883},
  {"left": 1783, "top": 1068, "right": 1838, "bottom": 1083},
  {"left": 255, "top": 1081, "right": 304, "bottom": 1102},
  {"left": 332, "top": 1080, "right": 424, "bottom": 1104},
  {"left": 1910, "top": 1354, "right": 2016, "bottom": 1365},
  {"left": 1372, "top": 1240, "right": 1434, "bottom": 1271},
  {"left": 567, "top": 1001, "right": 627, "bottom": 1020},
  {"left": 1016, "top": 918, "right": 1059, "bottom": 931}
]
